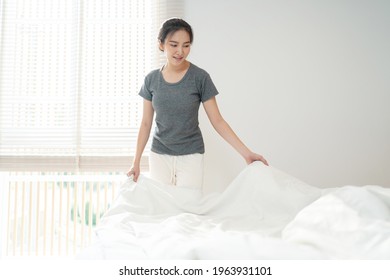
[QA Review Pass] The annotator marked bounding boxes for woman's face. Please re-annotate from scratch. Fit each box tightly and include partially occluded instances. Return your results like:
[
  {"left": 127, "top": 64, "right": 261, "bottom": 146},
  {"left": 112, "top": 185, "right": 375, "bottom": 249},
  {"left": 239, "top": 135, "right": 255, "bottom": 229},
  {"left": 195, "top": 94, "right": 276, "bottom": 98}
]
[{"left": 160, "top": 29, "right": 191, "bottom": 67}]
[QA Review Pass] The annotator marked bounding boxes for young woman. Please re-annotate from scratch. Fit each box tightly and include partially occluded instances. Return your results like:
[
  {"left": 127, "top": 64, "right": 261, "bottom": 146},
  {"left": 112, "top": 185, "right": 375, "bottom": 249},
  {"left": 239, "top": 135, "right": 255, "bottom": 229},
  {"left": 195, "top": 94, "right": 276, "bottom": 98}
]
[{"left": 127, "top": 18, "right": 268, "bottom": 189}]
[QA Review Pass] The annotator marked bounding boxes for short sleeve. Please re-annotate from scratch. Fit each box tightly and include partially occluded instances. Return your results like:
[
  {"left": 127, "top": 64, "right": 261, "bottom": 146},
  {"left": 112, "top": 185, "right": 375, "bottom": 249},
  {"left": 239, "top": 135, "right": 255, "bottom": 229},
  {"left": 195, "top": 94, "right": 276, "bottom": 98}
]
[
  {"left": 200, "top": 74, "right": 219, "bottom": 102},
  {"left": 138, "top": 75, "right": 152, "bottom": 101}
]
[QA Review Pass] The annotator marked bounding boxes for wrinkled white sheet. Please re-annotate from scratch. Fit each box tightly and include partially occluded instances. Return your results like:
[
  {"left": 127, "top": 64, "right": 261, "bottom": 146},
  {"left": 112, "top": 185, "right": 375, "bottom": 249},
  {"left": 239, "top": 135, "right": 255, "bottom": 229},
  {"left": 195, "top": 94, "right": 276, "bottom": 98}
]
[{"left": 78, "top": 162, "right": 390, "bottom": 259}]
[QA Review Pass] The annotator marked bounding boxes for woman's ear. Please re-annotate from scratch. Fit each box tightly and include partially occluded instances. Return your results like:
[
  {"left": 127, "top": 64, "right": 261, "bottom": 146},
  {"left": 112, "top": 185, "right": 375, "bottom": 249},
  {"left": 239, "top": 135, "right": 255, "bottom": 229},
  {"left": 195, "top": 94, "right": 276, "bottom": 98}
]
[{"left": 158, "top": 40, "right": 164, "bottom": 52}]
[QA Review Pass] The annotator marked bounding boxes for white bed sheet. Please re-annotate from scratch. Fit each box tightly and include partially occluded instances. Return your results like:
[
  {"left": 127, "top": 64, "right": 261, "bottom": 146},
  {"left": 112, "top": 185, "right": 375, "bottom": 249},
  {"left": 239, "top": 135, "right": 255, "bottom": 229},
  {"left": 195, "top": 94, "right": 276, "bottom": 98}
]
[{"left": 78, "top": 162, "right": 390, "bottom": 259}]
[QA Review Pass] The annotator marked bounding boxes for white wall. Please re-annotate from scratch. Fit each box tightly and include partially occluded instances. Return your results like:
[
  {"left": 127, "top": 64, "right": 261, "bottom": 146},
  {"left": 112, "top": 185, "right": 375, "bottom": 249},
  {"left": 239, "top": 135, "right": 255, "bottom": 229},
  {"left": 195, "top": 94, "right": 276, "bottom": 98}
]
[{"left": 183, "top": 0, "right": 390, "bottom": 192}]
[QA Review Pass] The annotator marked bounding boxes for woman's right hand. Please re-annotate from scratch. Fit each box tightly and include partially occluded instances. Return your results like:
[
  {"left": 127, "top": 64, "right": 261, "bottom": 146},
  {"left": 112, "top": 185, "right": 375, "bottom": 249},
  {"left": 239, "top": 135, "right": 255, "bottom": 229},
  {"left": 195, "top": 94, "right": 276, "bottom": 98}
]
[{"left": 127, "top": 164, "right": 140, "bottom": 182}]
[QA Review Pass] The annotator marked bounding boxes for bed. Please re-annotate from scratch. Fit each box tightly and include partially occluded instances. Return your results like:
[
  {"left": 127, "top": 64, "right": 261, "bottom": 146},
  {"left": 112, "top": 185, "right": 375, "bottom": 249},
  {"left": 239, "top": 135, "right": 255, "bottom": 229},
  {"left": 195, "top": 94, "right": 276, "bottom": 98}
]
[{"left": 77, "top": 162, "right": 390, "bottom": 259}]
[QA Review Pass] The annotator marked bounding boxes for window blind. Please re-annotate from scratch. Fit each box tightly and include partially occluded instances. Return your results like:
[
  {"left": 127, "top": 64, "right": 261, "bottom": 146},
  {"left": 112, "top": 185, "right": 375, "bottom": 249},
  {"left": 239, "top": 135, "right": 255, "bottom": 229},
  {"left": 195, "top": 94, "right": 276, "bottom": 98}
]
[{"left": 0, "top": 0, "right": 184, "bottom": 172}]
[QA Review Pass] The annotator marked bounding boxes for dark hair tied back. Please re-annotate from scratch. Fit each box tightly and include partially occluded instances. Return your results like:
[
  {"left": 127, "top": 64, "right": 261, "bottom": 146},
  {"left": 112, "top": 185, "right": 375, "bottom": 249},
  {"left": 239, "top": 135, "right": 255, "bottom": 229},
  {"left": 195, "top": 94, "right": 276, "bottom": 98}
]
[{"left": 158, "top": 18, "right": 193, "bottom": 50}]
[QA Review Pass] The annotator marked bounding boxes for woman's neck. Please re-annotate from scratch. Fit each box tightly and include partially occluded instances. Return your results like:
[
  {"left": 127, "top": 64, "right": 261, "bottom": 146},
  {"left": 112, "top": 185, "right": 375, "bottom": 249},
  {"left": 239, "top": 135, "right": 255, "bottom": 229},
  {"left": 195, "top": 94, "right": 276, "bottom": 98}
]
[
  {"left": 163, "top": 60, "right": 190, "bottom": 73},
  {"left": 161, "top": 60, "right": 190, "bottom": 83}
]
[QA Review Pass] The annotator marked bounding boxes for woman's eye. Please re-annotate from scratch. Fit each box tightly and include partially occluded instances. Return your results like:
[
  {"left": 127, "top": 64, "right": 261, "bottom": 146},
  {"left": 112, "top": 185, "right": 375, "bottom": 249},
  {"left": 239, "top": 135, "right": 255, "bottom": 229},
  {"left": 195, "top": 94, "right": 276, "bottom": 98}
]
[{"left": 170, "top": 44, "right": 177, "bottom": 47}]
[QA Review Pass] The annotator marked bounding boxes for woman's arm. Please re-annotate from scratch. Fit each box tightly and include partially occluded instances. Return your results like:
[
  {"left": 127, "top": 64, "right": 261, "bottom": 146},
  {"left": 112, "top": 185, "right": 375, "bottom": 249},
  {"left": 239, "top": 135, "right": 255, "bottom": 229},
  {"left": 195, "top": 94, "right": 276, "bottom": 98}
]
[
  {"left": 127, "top": 99, "right": 155, "bottom": 181},
  {"left": 203, "top": 97, "right": 268, "bottom": 166}
]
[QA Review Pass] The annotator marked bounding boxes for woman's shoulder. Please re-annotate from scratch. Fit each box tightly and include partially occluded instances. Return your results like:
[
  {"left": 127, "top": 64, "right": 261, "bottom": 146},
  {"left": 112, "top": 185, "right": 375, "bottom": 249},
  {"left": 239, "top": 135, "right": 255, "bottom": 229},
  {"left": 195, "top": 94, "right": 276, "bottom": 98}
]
[
  {"left": 189, "top": 63, "right": 212, "bottom": 81},
  {"left": 145, "top": 68, "right": 160, "bottom": 78},
  {"left": 142, "top": 68, "right": 161, "bottom": 85},
  {"left": 189, "top": 63, "right": 209, "bottom": 75}
]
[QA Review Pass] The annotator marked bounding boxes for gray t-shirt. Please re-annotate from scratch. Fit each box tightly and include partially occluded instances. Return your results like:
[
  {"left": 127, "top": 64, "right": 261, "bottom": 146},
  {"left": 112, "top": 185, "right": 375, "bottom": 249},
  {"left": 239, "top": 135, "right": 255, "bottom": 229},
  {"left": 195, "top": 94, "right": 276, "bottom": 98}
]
[{"left": 139, "top": 63, "right": 219, "bottom": 155}]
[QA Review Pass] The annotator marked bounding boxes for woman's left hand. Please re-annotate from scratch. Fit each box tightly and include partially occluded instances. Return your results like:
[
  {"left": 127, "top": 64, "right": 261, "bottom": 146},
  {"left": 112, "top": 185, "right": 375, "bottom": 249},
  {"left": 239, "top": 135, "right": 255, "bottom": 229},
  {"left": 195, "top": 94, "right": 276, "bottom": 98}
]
[{"left": 245, "top": 152, "right": 269, "bottom": 166}]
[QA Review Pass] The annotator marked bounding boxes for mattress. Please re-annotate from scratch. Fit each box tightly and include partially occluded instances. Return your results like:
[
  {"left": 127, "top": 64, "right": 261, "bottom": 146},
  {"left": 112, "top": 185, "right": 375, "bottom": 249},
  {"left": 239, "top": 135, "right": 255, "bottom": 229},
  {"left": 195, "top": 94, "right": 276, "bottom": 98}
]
[{"left": 78, "top": 162, "right": 390, "bottom": 259}]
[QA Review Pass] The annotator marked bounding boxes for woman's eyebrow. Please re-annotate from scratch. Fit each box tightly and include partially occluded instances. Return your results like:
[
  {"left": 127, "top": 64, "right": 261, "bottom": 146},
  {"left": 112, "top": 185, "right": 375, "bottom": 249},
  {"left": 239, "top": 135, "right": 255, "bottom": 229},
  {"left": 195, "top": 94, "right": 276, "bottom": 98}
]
[{"left": 168, "top": 40, "right": 191, "bottom": 44}]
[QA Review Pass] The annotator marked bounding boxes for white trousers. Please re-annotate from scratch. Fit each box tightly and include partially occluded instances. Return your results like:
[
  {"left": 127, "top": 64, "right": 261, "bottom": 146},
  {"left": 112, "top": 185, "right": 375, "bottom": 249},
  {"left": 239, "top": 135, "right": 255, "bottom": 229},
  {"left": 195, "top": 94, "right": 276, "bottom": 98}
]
[{"left": 149, "top": 152, "right": 204, "bottom": 189}]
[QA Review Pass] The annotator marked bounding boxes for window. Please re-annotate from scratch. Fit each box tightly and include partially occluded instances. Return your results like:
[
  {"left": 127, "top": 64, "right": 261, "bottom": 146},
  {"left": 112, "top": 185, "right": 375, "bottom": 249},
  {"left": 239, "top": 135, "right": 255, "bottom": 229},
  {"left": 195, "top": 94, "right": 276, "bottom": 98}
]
[
  {"left": 0, "top": 0, "right": 183, "bottom": 257},
  {"left": 0, "top": 0, "right": 183, "bottom": 173}
]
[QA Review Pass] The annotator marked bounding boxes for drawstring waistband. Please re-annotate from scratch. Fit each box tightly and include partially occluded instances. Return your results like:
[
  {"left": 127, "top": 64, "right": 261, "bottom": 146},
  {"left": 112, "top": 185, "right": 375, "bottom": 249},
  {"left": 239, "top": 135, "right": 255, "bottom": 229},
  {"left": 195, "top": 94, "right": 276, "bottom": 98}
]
[
  {"left": 149, "top": 151, "right": 204, "bottom": 189},
  {"left": 170, "top": 156, "right": 177, "bottom": 186}
]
